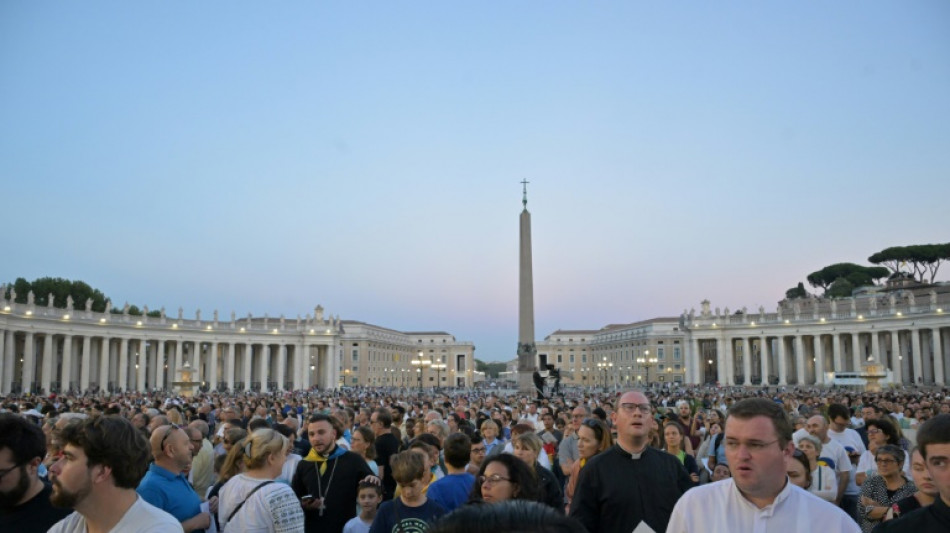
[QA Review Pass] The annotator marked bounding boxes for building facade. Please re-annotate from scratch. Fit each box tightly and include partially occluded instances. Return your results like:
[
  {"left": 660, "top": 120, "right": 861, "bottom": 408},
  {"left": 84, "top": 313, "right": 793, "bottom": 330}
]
[
  {"left": 0, "top": 295, "right": 475, "bottom": 394},
  {"left": 538, "top": 284, "right": 950, "bottom": 388}
]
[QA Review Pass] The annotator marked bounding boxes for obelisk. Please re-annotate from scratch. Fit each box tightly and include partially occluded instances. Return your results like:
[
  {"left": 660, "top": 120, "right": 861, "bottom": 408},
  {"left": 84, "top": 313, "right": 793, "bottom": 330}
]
[{"left": 517, "top": 180, "right": 537, "bottom": 394}]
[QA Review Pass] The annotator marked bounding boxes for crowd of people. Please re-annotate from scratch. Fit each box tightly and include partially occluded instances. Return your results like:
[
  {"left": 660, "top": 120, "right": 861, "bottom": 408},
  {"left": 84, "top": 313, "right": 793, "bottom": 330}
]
[{"left": 1, "top": 382, "right": 949, "bottom": 532}]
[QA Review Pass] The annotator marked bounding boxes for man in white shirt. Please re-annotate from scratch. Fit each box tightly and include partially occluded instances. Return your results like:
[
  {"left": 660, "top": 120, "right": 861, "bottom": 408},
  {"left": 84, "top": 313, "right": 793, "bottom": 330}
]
[
  {"left": 47, "top": 416, "right": 183, "bottom": 533},
  {"left": 667, "top": 398, "right": 860, "bottom": 533},
  {"left": 826, "top": 403, "right": 866, "bottom": 522},
  {"left": 803, "top": 415, "right": 856, "bottom": 519}
]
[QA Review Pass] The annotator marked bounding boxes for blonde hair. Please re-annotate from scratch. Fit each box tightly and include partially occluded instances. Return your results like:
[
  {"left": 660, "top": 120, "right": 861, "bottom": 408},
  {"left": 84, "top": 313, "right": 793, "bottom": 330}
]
[
  {"left": 239, "top": 429, "right": 288, "bottom": 470},
  {"left": 512, "top": 432, "right": 543, "bottom": 454}
]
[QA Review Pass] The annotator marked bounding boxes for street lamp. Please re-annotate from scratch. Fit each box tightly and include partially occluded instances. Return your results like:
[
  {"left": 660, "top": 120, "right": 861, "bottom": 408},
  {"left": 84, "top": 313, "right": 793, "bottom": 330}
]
[
  {"left": 411, "top": 351, "right": 431, "bottom": 392},
  {"left": 431, "top": 363, "right": 446, "bottom": 391},
  {"left": 597, "top": 357, "right": 613, "bottom": 392},
  {"left": 636, "top": 350, "right": 658, "bottom": 388}
]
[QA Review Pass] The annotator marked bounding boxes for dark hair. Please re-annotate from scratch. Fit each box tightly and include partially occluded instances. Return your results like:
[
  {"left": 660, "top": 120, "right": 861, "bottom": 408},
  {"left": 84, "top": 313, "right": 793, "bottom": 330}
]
[
  {"left": 430, "top": 500, "right": 587, "bottom": 533},
  {"left": 916, "top": 414, "right": 950, "bottom": 460},
  {"left": 248, "top": 418, "right": 271, "bottom": 432},
  {"left": 727, "top": 398, "right": 793, "bottom": 447},
  {"left": 354, "top": 425, "right": 377, "bottom": 461},
  {"left": 59, "top": 415, "right": 150, "bottom": 489},
  {"left": 790, "top": 450, "right": 813, "bottom": 488},
  {"left": 875, "top": 444, "right": 905, "bottom": 466},
  {"left": 866, "top": 418, "right": 899, "bottom": 445},
  {"left": 443, "top": 433, "right": 472, "bottom": 469},
  {"left": 469, "top": 454, "right": 541, "bottom": 504},
  {"left": 0, "top": 413, "right": 46, "bottom": 463},
  {"left": 273, "top": 423, "right": 295, "bottom": 440},
  {"left": 373, "top": 408, "right": 393, "bottom": 428},
  {"left": 308, "top": 413, "right": 342, "bottom": 439},
  {"left": 414, "top": 432, "right": 442, "bottom": 452},
  {"left": 827, "top": 403, "right": 850, "bottom": 422},
  {"left": 357, "top": 480, "right": 382, "bottom": 497}
]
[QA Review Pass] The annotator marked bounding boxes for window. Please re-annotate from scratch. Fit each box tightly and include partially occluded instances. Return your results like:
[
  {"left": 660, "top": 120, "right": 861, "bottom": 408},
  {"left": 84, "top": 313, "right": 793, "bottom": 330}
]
[
  {"left": 674, "top": 347, "right": 681, "bottom": 360},
  {"left": 557, "top": 354, "right": 562, "bottom": 363},
  {"left": 582, "top": 354, "right": 587, "bottom": 363},
  {"left": 352, "top": 349, "right": 359, "bottom": 361},
  {"left": 657, "top": 348, "right": 665, "bottom": 359},
  {"left": 570, "top": 354, "right": 575, "bottom": 364}
]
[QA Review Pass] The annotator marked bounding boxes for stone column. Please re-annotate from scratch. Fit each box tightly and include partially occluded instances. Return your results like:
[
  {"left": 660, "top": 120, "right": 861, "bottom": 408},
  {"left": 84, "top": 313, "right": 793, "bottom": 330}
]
[
  {"left": 760, "top": 337, "right": 770, "bottom": 385},
  {"left": 832, "top": 333, "right": 842, "bottom": 374},
  {"left": 0, "top": 331, "right": 11, "bottom": 395},
  {"left": 871, "top": 332, "right": 881, "bottom": 363},
  {"left": 813, "top": 336, "right": 824, "bottom": 385},
  {"left": 174, "top": 341, "right": 184, "bottom": 378},
  {"left": 118, "top": 337, "right": 129, "bottom": 391},
  {"left": 209, "top": 342, "right": 219, "bottom": 391},
  {"left": 851, "top": 333, "right": 861, "bottom": 372},
  {"left": 277, "top": 344, "right": 287, "bottom": 391},
  {"left": 777, "top": 336, "right": 788, "bottom": 385},
  {"left": 889, "top": 331, "right": 902, "bottom": 384},
  {"left": 41, "top": 334, "right": 54, "bottom": 393},
  {"left": 742, "top": 338, "right": 752, "bottom": 385},
  {"left": 260, "top": 344, "right": 271, "bottom": 391},
  {"left": 22, "top": 332, "right": 35, "bottom": 393},
  {"left": 932, "top": 328, "right": 944, "bottom": 385},
  {"left": 911, "top": 329, "right": 923, "bottom": 384},
  {"left": 80, "top": 336, "right": 91, "bottom": 392},
  {"left": 0, "top": 330, "right": 5, "bottom": 392},
  {"left": 62, "top": 335, "right": 74, "bottom": 392},
  {"left": 156, "top": 340, "right": 166, "bottom": 390},
  {"left": 715, "top": 338, "right": 725, "bottom": 384},
  {"left": 137, "top": 340, "right": 147, "bottom": 392},
  {"left": 722, "top": 338, "right": 734, "bottom": 385},
  {"left": 794, "top": 336, "right": 805, "bottom": 385},
  {"left": 293, "top": 344, "right": 304, "bottom": 390},
  {"left": 244, "top": 343, "right": 253, "bottom": 391},
  {"left": 226, "top": 343, "right": 236, "bottom": 391},
  {"left": 690, "top": 338, "right": 701, "bottom": 385},
  {"left": 98, "top": 338, "right": 111, "bottom": 391}
]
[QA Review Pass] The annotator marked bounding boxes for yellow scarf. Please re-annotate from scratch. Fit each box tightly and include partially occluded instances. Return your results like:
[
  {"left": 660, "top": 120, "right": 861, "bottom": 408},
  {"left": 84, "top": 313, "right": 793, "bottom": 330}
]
[
  {"left": 580, "top": 457, "right": 587, "bottom": 469},
  {"left": 304, "top": 448, "right": 330, "bottom": 474}
]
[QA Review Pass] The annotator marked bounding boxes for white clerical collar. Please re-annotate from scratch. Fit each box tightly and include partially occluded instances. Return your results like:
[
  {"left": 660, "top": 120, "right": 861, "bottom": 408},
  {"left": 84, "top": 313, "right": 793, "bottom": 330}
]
[{"left": 616, "top": 443, "right": 650, "bottom": 460}]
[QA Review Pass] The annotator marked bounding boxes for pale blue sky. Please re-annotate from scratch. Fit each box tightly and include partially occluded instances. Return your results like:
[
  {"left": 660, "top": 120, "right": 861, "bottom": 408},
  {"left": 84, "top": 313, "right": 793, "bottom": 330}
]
[{"left": 2, "top": 2, "right": 948, "bottom": 362}]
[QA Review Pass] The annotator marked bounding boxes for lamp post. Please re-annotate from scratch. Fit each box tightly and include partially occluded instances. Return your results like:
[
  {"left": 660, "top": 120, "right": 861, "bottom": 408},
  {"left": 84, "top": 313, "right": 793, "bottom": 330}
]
[
  {"left": 411, "top": 351, "right": 431, "bottom": 392},
  {"left": 636, "top": 350, "right": 658, "bottom": 389},
  {"left": 597, "top": 357, "right": 613, "bottom": 392},
  {"left": 431, "top": 363, "right": 446, "bottom": 391}
]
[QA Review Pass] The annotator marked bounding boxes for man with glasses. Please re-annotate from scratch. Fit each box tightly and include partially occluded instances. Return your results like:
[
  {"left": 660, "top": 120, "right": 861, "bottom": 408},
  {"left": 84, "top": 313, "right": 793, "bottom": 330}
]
[
  {"left": 185, "top": 422, "right": 213, "bottom": 501},
  {"left": 0, "top": 413, "right": 71, "bottom": 530},
  {"left": 137, "top": 425, "right": 210, "bottom": 532},
  {"left": 48, "top": 416, "right": 182, "bottom": 533},
  {"left": 466, "top": 435, "right": 488, "bottom": 476},
  {"left": 558, "top": 406, "right": 589, "bottom": 482},
  {"left": 668, "top": 398, "right": 859, "bottom": 532},
  {"left": 570, "top": 391, "right": 691, "bottom": 533}
]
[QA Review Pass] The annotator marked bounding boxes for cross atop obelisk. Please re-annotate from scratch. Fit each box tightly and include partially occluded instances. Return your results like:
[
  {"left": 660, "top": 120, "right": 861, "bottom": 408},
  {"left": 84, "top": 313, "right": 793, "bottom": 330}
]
[{"left": 517, "top": 180, "right": 537, "bottom": 394}]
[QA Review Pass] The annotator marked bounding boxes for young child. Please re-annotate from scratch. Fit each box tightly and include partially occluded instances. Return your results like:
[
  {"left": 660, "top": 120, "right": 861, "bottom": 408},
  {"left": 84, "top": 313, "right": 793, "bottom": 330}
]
[
  {"left": 343, "top": 481, "right": 382, "bottom": 533},
  {"left": 369, "top": 451, "right": 446, "bottom": 533}
]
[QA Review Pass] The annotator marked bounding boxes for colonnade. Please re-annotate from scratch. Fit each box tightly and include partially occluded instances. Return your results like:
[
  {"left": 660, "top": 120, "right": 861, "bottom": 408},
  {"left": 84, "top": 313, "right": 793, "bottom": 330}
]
[{"left": 689, "top": 326, "right": 948, "bottom": 386}]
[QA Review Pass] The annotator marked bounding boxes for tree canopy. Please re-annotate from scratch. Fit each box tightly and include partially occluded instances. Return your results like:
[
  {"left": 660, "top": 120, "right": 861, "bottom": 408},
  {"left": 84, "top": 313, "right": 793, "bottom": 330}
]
[
  {"left": 868, "top": 243, "right": 950, "bottom": 284},
  {"left": 475, "top": 359, "right": 508, "bottom": 378},
  {"left": 805, "top": 263, "right": 889, "bottom": 293},
  {"left": 4, "top": 277, "right": 109, "bottom": 312}
]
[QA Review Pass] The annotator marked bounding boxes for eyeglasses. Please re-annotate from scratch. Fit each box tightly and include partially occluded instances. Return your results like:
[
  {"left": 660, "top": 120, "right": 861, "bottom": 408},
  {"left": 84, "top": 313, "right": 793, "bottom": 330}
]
[
  {"left": 479, "top": 474, "right": 511, "bottom": 486},
  {"left": 875, "top": 458, "right": 898, "bottom": 465},
  {"left": 867, "top": 429, "right": 882, "bottom": 435},
  {"left": 160, "top": 424, "right": 181, "bottom": 450},
  {"left": 0, "top": 463, "right": 23, "bottom": 482},
  {"left": 619, "top": 403, "right": 652, "bottom": 414},
  {"left": 471, "top": 447, "right": 487, "bottom": 454}
]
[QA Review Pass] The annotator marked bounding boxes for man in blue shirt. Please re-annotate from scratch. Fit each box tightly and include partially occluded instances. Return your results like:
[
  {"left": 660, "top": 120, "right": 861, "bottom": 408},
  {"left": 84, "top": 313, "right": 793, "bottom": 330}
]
[{"left": 137, "top": 424, "right": 210, "bottom": 532}]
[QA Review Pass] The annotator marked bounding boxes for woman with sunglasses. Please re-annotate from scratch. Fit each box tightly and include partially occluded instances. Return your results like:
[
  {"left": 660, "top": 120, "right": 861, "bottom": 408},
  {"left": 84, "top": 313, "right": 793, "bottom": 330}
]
[
  {"left": 218, "top": 428, "right": 305, "bottom": 532},
  {"left": 468, "top": 454, "right": 541, "bottom": 505},
  {"left": 564, "top": 418, "right": 612, "bottom": 512},
  {"left": 858, "top": 445, "right": 916, "bottom": 533},
  {"left": 795, "top": 434, "right": 837, "bottom": 502}
]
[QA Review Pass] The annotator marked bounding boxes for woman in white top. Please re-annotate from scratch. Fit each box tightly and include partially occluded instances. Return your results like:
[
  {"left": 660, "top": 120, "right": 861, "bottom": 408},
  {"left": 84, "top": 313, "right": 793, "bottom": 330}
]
[
  {"left": 218, "top": 429, "right": 305, "bottom": 533},
  {"left": 796, "top": 434, "right": 837, "bottom": 502},
  {"left": 856, "top": 418, "right": 911, "bottom": 485}
]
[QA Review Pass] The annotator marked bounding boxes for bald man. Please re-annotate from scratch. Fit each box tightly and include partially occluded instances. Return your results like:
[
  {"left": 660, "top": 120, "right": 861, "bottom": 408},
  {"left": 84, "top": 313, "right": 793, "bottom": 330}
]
[{"left": 137, "top": 425, "right": 210, "bottom": 532}]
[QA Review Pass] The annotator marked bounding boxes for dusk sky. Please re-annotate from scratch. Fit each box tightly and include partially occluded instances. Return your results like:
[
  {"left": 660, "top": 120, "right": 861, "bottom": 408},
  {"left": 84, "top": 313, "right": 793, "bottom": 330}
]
[{"left": 3, "top": 2, "right": 948, "bottom": 362}]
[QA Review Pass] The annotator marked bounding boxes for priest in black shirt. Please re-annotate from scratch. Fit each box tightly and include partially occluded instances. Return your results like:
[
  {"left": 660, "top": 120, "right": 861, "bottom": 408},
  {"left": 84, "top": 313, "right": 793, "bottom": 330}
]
[
  {"left": 0, "top": 413, "right": 71, "bottom": 532},
  {"left": 569, "top": 390, "right": 692, "bottom": 533}
]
